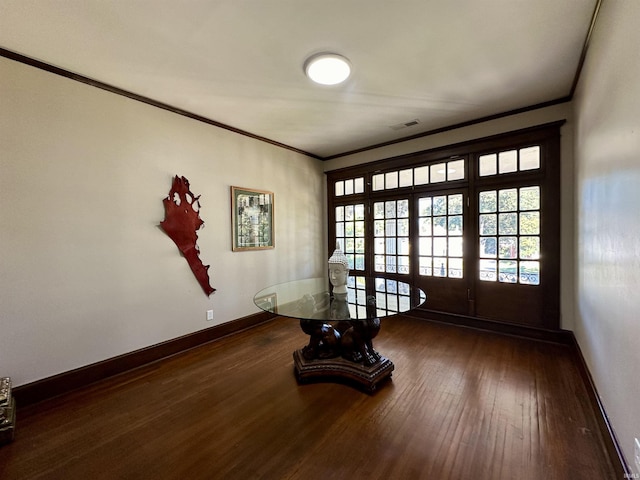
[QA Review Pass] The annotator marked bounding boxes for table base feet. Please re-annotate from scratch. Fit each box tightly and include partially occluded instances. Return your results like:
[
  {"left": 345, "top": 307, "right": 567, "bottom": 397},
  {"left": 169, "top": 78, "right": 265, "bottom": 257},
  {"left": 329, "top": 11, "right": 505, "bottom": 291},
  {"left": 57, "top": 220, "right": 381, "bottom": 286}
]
[{"left": 293, "top": 349, "right": 394, "bottom": 394}]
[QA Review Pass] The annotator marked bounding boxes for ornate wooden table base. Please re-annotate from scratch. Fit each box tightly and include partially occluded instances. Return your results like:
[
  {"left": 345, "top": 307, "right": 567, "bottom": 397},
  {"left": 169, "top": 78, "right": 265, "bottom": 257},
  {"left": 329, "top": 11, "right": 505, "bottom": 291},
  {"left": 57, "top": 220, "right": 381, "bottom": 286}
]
[
  {"left": 293, "top": 314, "right": 395, "bottom": 393},
  {"left": 254, "top": 277, "right": 425, "bottom": 394},
  {"left": 293, "top": 349, "right": 394, "bottom": 393}
]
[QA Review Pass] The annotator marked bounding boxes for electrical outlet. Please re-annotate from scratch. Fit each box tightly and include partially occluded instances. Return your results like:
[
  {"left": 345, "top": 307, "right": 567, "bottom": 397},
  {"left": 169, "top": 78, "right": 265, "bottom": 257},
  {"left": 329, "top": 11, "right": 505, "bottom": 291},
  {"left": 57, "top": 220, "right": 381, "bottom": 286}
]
[
  {"left": 635, "top": 437, "right": 640, "bottom": 473},
  {"left": 206, "top": 310, "right": 214, "bottom": 321}
]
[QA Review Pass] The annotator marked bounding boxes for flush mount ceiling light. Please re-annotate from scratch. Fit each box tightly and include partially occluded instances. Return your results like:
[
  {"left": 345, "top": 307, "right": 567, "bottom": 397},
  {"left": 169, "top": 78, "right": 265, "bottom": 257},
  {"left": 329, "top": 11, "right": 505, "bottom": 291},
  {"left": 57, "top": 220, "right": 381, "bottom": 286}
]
[{"left": 304, "top": 53, "right": 351, "bottom": 85}]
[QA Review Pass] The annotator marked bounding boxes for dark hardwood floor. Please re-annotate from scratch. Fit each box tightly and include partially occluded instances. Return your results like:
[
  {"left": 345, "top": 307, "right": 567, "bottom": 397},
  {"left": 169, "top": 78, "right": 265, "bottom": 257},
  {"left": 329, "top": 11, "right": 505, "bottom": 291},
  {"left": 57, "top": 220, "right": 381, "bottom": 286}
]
[{"left": 0, "top": 316, "right": 619, "bottom": 479}]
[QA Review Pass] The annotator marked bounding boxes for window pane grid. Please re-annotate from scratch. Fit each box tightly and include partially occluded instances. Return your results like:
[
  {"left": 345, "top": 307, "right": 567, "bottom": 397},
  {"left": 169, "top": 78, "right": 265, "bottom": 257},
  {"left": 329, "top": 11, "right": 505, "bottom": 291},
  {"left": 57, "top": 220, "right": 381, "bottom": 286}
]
[
  {"left": 418, "top": 193, "right": 464, "bottom": 278},
  {"left": 478, "top": 186, "right": 540, "bottom": 285},
  {"left": 336, "top": 203, "right": 366, "bottom": 271},
  {"left": 373, "top": 199, "right": 410, "bottom": 275}
]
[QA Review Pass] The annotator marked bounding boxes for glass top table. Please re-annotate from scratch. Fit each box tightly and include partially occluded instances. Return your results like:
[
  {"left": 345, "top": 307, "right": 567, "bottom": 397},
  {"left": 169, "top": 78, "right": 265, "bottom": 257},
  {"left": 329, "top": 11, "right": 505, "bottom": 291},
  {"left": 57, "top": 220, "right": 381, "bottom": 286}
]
[
  {"left": 254, "top": 276, "right": 426, "bottom": 393},
  {"left": 253, "top": 276, "right": 426, "bottom": 322}
]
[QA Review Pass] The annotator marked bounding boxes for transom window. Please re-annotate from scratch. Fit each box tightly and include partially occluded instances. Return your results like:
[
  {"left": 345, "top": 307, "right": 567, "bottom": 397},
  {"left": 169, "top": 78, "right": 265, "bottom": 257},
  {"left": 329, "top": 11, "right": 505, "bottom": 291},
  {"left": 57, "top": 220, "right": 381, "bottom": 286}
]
[
  {"left": 372, "top": 158, "right": 465, "bottom": 191},
  {"left": 335, "top": 177, "right": 365, "bottom": 196},
  {"left": 479, "top": 146, "right": 540, "bottom": 176}
]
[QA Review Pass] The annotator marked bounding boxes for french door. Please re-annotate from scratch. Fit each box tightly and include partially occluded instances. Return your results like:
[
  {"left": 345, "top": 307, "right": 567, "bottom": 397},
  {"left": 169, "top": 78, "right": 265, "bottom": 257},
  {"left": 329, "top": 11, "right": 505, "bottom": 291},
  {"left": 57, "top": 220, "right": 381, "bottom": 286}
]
[
  {"left": 412, "top": 189, "right": 469, "bottom": 316},
  {"left": 327, "top": 122, "right": 562, "bottom": 330}
]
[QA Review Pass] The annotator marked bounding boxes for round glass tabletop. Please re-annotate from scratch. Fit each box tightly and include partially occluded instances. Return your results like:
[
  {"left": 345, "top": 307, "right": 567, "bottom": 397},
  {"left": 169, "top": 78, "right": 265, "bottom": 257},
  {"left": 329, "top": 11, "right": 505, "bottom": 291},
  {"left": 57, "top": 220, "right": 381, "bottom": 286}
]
[{"left": 254, "top": 276, "right": 426, "bottom": 322}]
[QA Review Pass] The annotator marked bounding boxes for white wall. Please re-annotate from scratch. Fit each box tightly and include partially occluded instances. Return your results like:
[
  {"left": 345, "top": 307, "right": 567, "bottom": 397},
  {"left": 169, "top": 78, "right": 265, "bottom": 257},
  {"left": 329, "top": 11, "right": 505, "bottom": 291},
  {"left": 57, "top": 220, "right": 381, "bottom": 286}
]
[
  {"left": 573, "top": 0, "right": 640, "bottom": 472},
  {"left": 324, "top": 103, "right": 576, "bottom": 331},
  {"left": 0, "top": 57, "right": 326, "bottom": 387}
]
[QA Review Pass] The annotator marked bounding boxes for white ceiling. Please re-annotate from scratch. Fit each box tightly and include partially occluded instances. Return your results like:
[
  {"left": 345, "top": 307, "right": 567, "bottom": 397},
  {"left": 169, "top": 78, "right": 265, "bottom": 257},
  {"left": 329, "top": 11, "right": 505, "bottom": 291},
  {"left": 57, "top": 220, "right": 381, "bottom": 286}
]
[{"left": 0, "top": 1, "right": 598, "bottom": 159}]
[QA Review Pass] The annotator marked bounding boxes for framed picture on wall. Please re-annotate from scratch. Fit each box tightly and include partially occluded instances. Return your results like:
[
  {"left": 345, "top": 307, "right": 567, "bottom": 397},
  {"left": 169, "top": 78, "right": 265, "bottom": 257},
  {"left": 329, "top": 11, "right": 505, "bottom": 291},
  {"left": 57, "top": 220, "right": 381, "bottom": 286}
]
[{"left": 231, "top": 186, "right": 275, "bottom": 251}]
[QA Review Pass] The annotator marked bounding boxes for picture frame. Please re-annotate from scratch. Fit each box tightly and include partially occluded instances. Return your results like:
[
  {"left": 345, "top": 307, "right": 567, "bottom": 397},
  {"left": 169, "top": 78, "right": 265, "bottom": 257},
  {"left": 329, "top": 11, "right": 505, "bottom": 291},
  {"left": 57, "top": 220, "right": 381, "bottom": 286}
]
[{"left": 231, "top": 186, "right": 275, "bottom": 251}]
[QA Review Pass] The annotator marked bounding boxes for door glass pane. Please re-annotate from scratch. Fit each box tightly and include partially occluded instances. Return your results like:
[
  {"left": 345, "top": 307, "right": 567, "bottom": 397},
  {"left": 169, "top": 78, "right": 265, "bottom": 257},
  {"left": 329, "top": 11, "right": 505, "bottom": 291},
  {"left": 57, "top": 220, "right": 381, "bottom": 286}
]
[
  {"left": 519, "top": 212, "right": 540, "bottom": 234},
  {"left": 432, "top": 196, "right": 447, "bottom": 215},
  {"left": 419, "top": 197, "right": 432, "bottom": 216},
  {"left": 498, "top": 213, "right": 518, "bottom": 235},
  {"left": 520, "top": 186, "right": 540, "bottom": 210},
  {"left": 478, "top": 185, "right": 541, "bottom": 284},
  {"left": 519, "top": 236, "right": 540, "bottom": 259},
  {"left": 419, "top": 217, "right": 432, "bottom": 236},
  {"left": 397, "top": 218, "right": 409, "bottom": 236},
  {"left": 398, "top": 237, "right": 410, "bottom": 255},
  {"left": 375, "top": 238, "right": 385, "bottom": 254},
  {"left": 385, "top": 219, "right": 396, "bottom": 236},
  {"left": 385, "top": 201, "right": 396, "bottom": 218},
  {"left": 479, "top": 191, "right": 497, "bottom": 212},
  {"left": 434, "top": 258, "right": 447, "bottom": 277},
  {"left": 419, "top": 237, "right": 432, "bottom": 255},
  {"left": 420, "top": 257, "right": 432, "bottom": 275},
  {"left": 345, "top": 222, "right": 354, "bottom": 236},
  {"left": 418, "top": 193, "right": 464, "bottom": 278},
  {"left": 520, "top": 261, "right": 540, "bottom": 285},
  {"left": 374, "top": 198, "right": 410, "bottom": 275},
  {"left": 448, "top": 194, "right": 463, "bottom": 214},
  {"left": 479, "top": 214, "right": 497, "bottom": 235},
  {"left": 499, "top": 237, "right": 518, "bottom": 259},
  {"left": 479, "top": 259, "right": 497, "bottom": 281},
  {"left": 433, "top": 237, "right": 447, "bottom": 256},
  {"left": 386, "top": 238, "right": 397, "bottom": 255},
  {"left": 449, "top": 258, "right": 463, "bottom": 278},
  {"left": 499, "top": 260, "right": 518, "bottom": 283},
  {"left": 449, "top": 237, "right": 463, "bottom": 257},
  {"left": 498, "top": 189, "right": 518, "bottom": 211},
  {"left": 345, "top": 238, "right": 354, "bottom": 253},
  {"left": 336, "top": 203, "right": 366, "bottom": 272},
  {"left": 345, "top": 205, "right": 354, "bottom": 220},
  {"left": 448, "top": 215, "right": 463, "bottom": 235},
  {"left": 398, "top": 199, "right": 409, "bottom": 217},
  {"left": 433, "top": 216, "right": 447, "bottom": 234},
  {"left": 480, "top": 237, "right": 497, "bottom": 258},
  {"left": 374, "top": 202, "right": 385, "bottom": 218}
]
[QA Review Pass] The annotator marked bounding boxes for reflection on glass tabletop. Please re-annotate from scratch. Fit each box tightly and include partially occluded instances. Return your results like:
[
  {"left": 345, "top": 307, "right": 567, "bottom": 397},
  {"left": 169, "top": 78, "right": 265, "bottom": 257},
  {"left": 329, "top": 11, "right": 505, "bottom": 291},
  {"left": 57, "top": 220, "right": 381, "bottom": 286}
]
[{"left": 254, "top": 276, "right": 426, "bottom": 322}]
